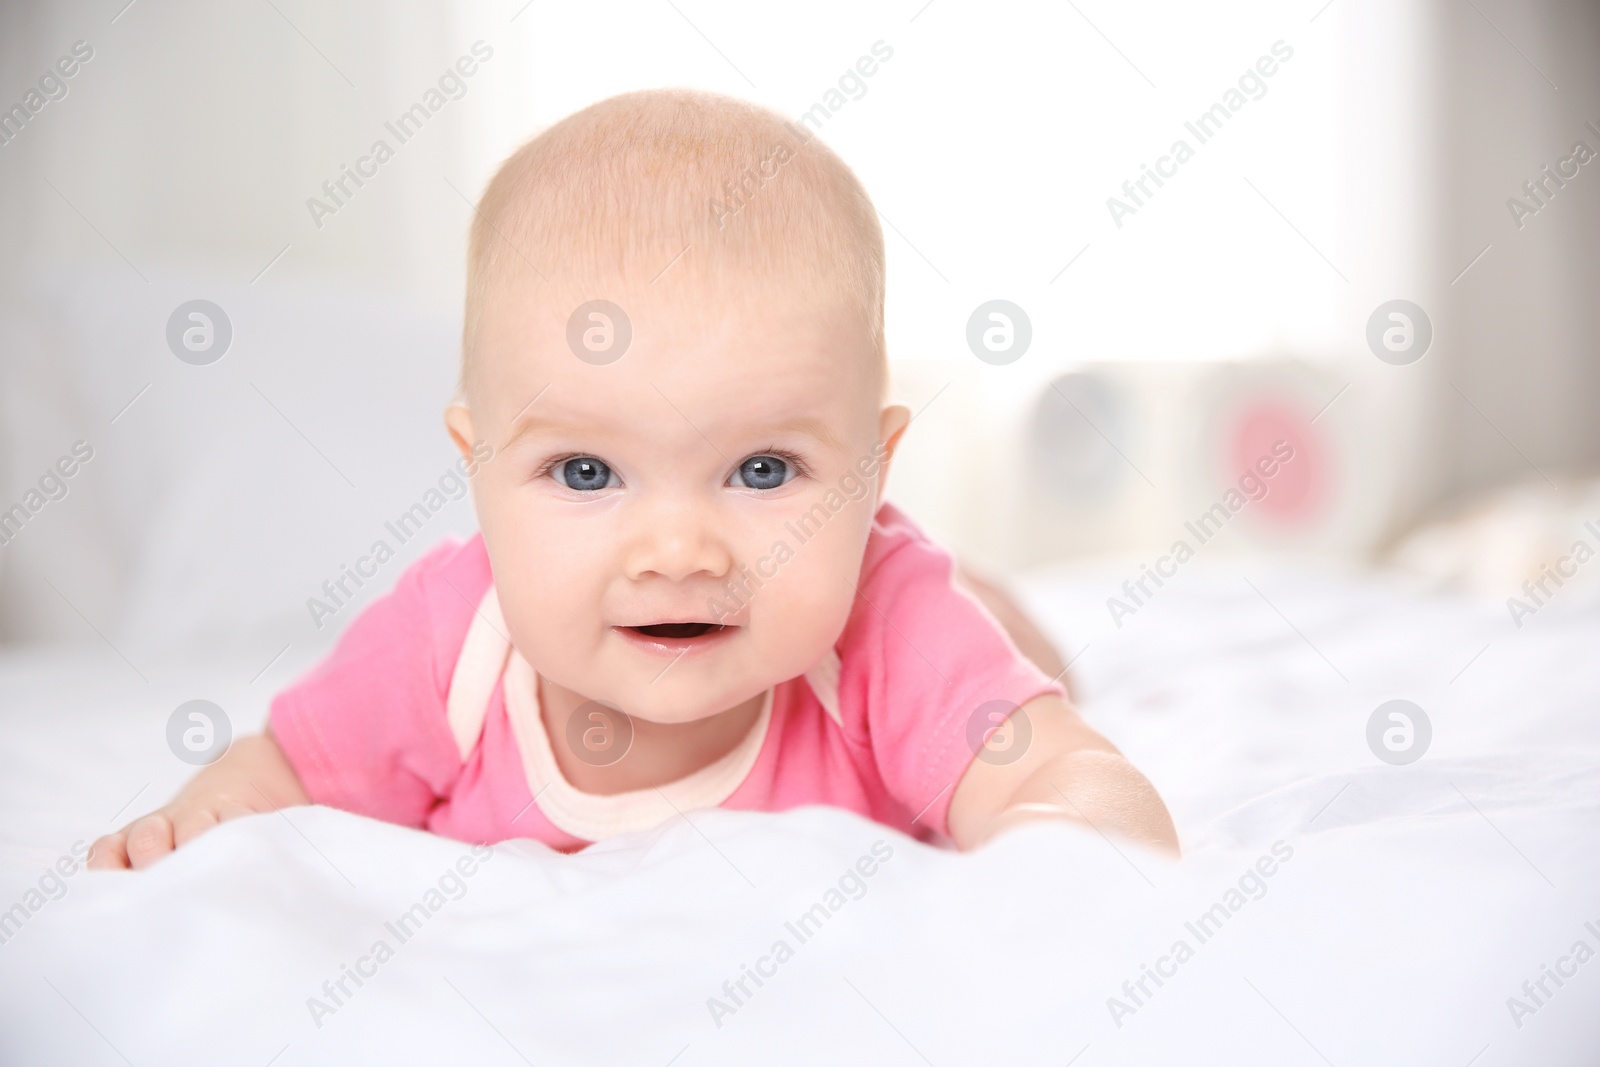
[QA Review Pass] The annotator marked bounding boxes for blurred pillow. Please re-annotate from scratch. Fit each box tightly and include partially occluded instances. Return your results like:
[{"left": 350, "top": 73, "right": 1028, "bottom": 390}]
[
  {"left": 0, "top": 267, "right": 474, "bottom": 660},
  {"left": 1388, "top": 474, "right": 1600, "bottom": 602}
]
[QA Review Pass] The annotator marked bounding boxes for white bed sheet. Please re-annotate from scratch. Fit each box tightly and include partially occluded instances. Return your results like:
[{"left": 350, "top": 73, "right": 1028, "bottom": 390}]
[{"left": 1, "top": 561, "right": 1596, "bottom": 1065}]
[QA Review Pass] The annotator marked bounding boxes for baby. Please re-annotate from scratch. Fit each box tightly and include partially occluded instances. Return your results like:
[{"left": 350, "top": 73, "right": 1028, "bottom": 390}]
[{"left": 90, "top": 90, "right": 1175, "bottom": 868}]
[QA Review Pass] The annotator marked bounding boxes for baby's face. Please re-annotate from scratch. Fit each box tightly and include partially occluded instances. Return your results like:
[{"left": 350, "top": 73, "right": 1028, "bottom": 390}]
[{"left": 452, "top": 274, "right": 905, "bottom": 725}]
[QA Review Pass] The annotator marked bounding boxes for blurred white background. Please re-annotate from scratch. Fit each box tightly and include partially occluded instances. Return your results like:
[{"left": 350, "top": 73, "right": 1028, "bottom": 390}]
[{"left": 1, "top": 0, "right": 1598, "bottom": 660}]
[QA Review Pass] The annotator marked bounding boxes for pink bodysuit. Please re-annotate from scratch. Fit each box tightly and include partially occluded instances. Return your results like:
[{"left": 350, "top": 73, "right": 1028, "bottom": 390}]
[{"left": 269, "top": 501, "right": 1065, "bottom": 850}]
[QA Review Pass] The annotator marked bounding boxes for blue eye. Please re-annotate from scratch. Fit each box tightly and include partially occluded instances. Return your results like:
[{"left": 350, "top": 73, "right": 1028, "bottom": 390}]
[
  {"left": 560, "top": 457, "right": 614, "bottom": 491},
  {"left": 732, "top": 455, "right": 791, "bottom": 491}
]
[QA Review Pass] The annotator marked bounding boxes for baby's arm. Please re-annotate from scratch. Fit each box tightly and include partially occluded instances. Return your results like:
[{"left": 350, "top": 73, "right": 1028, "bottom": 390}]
[
  {"left": 946, "top": 694, "right": 1178, "bottom": 855},
  {"left": 951, "top": 563, "right": 1072, "bottom": 699},
  {"left": 87, "top": 730, "right": 309, "bottom": 870}
]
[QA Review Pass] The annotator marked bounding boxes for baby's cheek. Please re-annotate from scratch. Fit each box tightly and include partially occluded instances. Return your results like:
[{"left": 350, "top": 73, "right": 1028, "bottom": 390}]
[
  {"left": 759, "top": 523, "right": 864, "bottom": 637},
  {"left": 488, "top": 527, "right": 602, "bottom": 655},
  {"left": 485, "top": 492, "right": 603, "bottom": 589}
]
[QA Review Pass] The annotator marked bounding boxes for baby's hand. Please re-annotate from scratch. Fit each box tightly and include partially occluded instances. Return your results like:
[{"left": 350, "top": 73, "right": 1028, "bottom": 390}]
[
  {"left": 948, "top": 695, "right": 1180, "bottom": 856},
  {"left": 88, "top": 731, "right": 310, "bottom": 870},
  {"left": 91, "top": 794, "right": 268, "bottom": 870}
]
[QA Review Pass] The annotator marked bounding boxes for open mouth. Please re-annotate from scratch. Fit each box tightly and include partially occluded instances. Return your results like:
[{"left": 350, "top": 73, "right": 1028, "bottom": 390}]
[
  {"left": 627, "top": 622, "right": 725, "bottom": 639},
  {"left": 615, "top": 621, "right": 736, "bottom": 657}
]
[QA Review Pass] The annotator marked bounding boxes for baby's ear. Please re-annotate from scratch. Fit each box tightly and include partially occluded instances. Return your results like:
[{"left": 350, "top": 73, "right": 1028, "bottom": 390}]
[
  {"left": 444, "top": 403, "right": 478, "bottom": 461},
  {"left": 878, "top": 402, "right": 912, "bottom": 455},
  {"left": 874, "top": 403, "right": 912, "bottom": 503}
]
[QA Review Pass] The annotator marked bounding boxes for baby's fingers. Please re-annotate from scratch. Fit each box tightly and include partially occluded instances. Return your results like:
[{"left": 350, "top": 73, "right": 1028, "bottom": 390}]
[
  {"left": 87, "top": 831, "right": 130, "bottom": 870},
  {"left": 170, "top": 803, "right": 221, "bottom": 849},
  {"left": 124, "top": 812, "right": 175, "bottom": 869},
  {"left": 212, "top": 798, "right": 261, "bottom": 824},
  {"left": 172, "top": 795, "right": 265, "bottom": 848}
]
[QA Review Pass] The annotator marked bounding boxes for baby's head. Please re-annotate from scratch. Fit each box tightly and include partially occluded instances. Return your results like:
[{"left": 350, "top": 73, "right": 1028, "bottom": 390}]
[{"left": 446, "top": 89, "right": 910, "bottom": 726}]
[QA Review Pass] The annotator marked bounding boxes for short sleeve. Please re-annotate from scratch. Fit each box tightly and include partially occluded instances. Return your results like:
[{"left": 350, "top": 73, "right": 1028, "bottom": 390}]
[
  {"left": 837, "top": 505, "right": 1066, "bottom": 837},
  {"left": 268, "top": 539, "right": 478, "bottom": 828}
]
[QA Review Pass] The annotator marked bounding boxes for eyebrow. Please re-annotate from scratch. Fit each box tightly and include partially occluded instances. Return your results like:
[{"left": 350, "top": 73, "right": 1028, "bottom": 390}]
[
  {"left": 502, "top": 411, "right": 850, "bottom": 455},
  {"left": 501, "top": 411, "right": 591, "bottom": 451},
  {"left": 765, "top": 416, "right": 850, "bottom": 454}
]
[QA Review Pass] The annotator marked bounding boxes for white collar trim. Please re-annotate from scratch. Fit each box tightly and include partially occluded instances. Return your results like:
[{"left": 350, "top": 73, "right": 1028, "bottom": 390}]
[{"left": 500, "top": 649, "right": 773, "bottom": 843}]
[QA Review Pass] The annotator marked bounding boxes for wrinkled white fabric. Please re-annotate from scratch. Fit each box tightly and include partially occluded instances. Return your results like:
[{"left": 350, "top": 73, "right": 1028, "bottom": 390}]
[{"left": 1, "top": 562, "right": 1595, "bottom": 1065}]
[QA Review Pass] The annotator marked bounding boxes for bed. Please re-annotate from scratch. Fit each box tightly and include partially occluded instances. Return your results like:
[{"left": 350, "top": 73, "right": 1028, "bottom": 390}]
[{"left": 2, "top": 555, "right": 1596, "bottom": 1066}]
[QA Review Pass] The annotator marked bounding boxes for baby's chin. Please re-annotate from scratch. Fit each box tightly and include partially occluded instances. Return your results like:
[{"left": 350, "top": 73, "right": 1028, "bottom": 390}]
[
  {"left": 524, "top": 648, "right": 744, "bottom": 722},
  {"left": 599, "top": 674, "right": 775, "bottom": 727}
]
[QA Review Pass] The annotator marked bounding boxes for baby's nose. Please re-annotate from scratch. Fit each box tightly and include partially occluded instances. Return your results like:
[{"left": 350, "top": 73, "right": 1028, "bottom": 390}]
[{"left": 621, "top": 497, "right": 733, "bottom": 582}]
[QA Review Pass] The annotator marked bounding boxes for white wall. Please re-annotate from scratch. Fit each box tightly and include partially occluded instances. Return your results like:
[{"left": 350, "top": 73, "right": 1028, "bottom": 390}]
[{"left": 1432, "top": 0, "right": 1600, "bottom": 504}]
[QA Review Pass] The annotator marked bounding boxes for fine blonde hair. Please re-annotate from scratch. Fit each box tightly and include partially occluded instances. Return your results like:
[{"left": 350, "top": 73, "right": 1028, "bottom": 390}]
[{"left": 461, "top": 88, "right": 887, "bottom": 397}]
